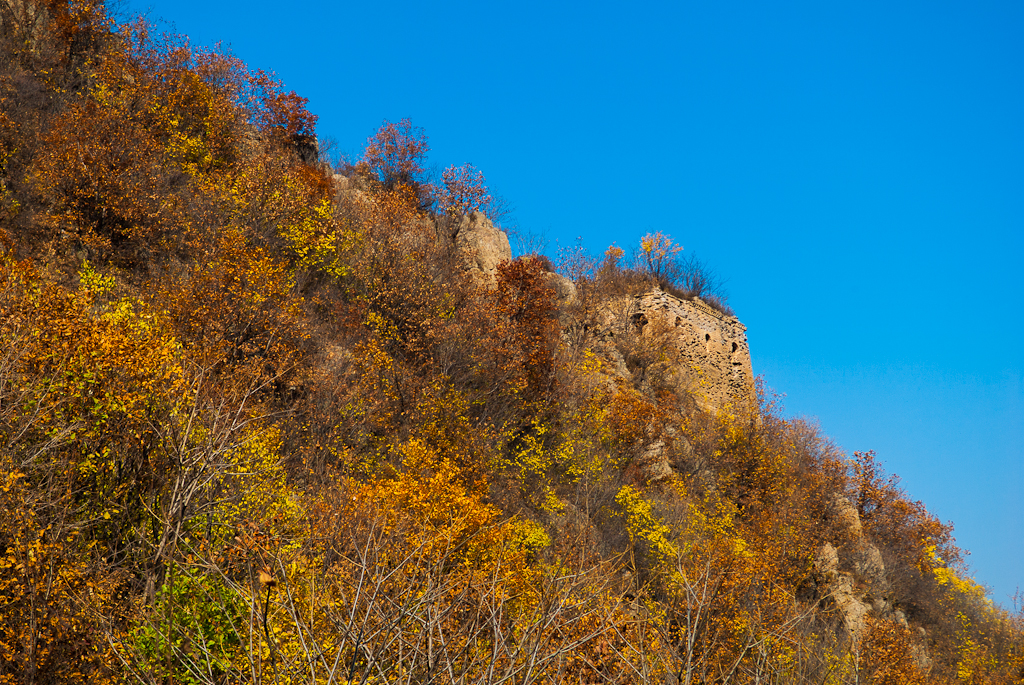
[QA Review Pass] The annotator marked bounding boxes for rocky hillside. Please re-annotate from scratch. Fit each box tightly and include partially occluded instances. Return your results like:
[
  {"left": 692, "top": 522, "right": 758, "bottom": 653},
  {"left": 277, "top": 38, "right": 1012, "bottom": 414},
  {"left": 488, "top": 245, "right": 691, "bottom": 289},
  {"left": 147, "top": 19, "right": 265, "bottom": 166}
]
[{"left": 0, "top": 2, "right": 1021, "bottom": 683}]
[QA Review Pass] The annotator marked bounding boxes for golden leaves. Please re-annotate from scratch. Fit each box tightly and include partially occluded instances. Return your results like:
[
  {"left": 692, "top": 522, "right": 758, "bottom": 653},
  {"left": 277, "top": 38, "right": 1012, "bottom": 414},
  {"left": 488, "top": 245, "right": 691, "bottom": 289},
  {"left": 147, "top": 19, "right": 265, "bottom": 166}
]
[
  {"left": 1, "top": 250, "right": 182, "bottom": 441},
  {"left": 858, "top": 617, "right": 927, "bottom": 685}
]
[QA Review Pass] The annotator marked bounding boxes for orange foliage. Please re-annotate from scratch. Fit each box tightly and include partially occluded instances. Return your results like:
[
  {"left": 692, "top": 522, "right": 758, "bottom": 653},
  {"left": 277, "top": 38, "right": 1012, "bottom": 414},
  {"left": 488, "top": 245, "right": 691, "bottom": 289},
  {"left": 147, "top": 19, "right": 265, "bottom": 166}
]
[
  {"left": 0, "top": 471, "right": 126, "bottom": 685},
  {"left": 362, "top": 117, "right": 429, "bottom": 189},
  {"left": 858, "top": 617, "right": 928, "bottom": 684},
  {"left": 604, "top": 386, "right": 664, "bottom": 458},
  {"left": 480, "top": 256, "right": 559, "bottom": 413},
  {"left": 154, "top": 226, "right": 300, "bottom": 376},
  {"left": 2, "top": 3, "right": 1022, "bottom": 683},
  {"left": 853, "top": 450, "right": 958, "bottom": 574}
]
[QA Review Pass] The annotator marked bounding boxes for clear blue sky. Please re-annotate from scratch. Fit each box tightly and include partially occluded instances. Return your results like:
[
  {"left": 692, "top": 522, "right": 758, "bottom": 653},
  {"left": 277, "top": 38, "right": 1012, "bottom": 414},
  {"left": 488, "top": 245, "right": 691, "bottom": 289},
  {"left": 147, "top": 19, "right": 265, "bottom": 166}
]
[{"left": 123, "top": 0, "right": 1023, "bottom": 603}]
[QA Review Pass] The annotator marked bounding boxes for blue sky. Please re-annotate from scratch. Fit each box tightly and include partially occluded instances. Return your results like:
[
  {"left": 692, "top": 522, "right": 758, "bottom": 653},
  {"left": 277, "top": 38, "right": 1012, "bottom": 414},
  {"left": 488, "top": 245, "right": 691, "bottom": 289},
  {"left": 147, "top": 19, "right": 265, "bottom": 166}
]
[{"left": 123, "top": 0, "right": 1023, "bottom": 603}]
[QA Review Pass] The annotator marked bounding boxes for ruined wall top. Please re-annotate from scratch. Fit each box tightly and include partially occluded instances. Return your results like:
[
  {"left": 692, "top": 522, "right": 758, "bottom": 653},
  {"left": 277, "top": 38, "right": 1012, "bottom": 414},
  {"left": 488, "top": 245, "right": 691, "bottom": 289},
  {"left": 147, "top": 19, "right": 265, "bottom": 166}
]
[{"left": 633, "top": 288, "right": 755, "bottom": 412}]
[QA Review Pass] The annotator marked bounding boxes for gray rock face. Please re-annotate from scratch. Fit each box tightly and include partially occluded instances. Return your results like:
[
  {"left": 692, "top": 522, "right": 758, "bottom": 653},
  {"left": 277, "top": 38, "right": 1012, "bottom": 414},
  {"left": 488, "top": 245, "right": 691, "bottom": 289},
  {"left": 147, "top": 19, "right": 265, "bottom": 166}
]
[
  {"left": 912, "top": 630, "right": 933, "bottom": 671},
  {"left": 672, "top": 435, "right": 694, "bottom": 463},
  {"left": 595, "top": 342, "right": 631, "bottom": 389},
  {"left": 455, "top": 212, "right": 512, "bottom": 287},
  {"left": 815, "top": 542, "right": 840, "bottom": 582},
  {"left": 625, "top": 440, "right": 673, "bottom": 484}
]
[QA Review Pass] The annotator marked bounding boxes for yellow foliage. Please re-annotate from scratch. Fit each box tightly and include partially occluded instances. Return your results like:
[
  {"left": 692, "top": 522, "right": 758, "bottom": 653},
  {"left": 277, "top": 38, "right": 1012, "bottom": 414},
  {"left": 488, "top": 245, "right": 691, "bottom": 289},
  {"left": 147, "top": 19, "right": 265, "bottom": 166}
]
[
  {"left": 356, "top": 439, "right": 511, "bottom": 558},
  {"left": 500, "top": 421, "right": 570, "bottom": 511},
  {"left": 639, "top": 231, "right": 683, "bottom": 262},
  {"left": 77, "top": 259, "right": 116, "bottom": 295},
  {"left": 616, "top": 484, "right": 679, "bottom": 566},
  {"left": 231, "top": 160, "right": 354, "bottom": 278},
  {"left": 6, "top": 8, "right": 1024, "bottom": 682},
  {"left": 225, "top": 424, "right": 304, "bottom": 532},
  {"left": 0, "top": 466, "right": 126, "bottom": 684},
  {"left": 929, "top": 546, "right": 989, "bottom": 603},
  {"left": 1, "top": 250, "right": 182, "bottom": 439}
]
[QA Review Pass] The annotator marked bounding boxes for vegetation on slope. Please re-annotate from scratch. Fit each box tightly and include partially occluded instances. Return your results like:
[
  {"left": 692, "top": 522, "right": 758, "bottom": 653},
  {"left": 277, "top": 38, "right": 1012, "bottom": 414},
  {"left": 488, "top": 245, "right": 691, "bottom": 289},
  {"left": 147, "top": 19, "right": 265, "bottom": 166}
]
[{"left": 0, "top": 2, "right": 1021, "bottom": 683}]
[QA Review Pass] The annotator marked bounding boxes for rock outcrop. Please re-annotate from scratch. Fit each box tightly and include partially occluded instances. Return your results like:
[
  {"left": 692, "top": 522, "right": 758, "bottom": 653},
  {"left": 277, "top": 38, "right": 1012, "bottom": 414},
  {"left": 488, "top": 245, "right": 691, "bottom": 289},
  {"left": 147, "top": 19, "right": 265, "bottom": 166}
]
[
  {"left": 544, "top": 272, "right": 577, "bottom": 307},
  {"left": 812, "top": 495, "right": 931, "bottom": 668},
  {"left": 813, "top": 502, "right": 876, "bottom": 641},
  {"left": 623, "top": 439, "right": 673, "bottom": 484},
  {"left": 829, "top": 495, "right": 863, "bottom": 538},
  {"left": 455, "top": 212, "right": 512, "bottom": 287}
]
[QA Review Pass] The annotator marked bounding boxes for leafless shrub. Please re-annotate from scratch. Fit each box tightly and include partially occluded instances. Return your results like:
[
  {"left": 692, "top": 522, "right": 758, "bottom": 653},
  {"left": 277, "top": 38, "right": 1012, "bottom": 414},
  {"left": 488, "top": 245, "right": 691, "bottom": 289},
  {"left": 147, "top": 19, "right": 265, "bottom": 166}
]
[{"left": 507, "top": 226, "right": 548, "bottom": 259}]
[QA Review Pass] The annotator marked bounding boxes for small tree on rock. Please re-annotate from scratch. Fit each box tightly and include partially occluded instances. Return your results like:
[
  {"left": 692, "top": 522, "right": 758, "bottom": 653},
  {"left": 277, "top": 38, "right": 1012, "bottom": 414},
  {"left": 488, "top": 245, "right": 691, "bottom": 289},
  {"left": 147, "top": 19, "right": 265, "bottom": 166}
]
[{"left": 363, "top": 117, "right": 429, "bottom": 189}]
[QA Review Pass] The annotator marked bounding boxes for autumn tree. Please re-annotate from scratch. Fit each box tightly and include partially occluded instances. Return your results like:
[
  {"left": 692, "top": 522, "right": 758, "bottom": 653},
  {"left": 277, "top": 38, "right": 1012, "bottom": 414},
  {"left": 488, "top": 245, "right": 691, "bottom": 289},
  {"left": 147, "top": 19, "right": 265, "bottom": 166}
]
[
  {"left": 477, "top": 256, "right": 559, "bottom": 423},
  {"left": 636, "top": 231, "right": 683, "bottom": 284},
  {"left": 0, "top": 250, "right": 184, "bottom": 683},
  {"left": 436, "top": 162, "right": 492, "bottom": 217},
  {"left": 362, "top": 117, "right": 429, "bottom": 189}
]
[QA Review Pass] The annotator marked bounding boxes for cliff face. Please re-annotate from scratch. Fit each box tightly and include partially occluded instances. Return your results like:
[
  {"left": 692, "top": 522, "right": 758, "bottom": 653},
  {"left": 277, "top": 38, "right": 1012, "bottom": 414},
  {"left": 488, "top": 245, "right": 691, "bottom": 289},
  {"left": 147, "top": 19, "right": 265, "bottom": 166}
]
[
  {"left": 439, "top": 223, "right": 917, "bottom": 656},
  {"left": 446, "top": 216, "right": 754, "bottom": 414},
  {"left": 580, "top": 286, "right": 754, "bottom": 417}
]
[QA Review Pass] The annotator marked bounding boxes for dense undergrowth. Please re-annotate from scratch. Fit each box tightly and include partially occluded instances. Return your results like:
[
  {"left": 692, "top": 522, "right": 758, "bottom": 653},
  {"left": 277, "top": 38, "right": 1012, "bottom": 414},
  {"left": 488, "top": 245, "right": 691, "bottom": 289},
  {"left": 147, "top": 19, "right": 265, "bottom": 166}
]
[{"left": 0, "top": 2, "right": 1021, "bottom": 683}]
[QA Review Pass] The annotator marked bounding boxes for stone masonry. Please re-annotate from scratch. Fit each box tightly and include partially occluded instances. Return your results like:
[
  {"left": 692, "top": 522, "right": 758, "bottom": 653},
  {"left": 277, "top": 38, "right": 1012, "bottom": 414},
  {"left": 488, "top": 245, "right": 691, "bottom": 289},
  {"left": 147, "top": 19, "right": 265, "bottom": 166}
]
[{"left": 633, "top": 288, "right": 755, "bottom": 412}]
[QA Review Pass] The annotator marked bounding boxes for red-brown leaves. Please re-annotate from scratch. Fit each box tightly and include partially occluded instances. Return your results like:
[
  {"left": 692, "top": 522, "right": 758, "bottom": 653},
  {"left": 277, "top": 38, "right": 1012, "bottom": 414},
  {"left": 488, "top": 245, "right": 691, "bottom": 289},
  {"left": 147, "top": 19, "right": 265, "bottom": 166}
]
[
  {"left": 604, "top": 388, "right": 664, "bottom": 459},
  {"left": 252, "top": 74, "right": 318, "bottom": 152},
  {"left": 852, "top": 450, "right": 958, "bottom": 573},
  {"left": 362, "top": 117, "right": 429, "bottom": 189},
  {"left": 436, "top": 163, "right": 492, "bottom": 217},
  {"left": 859, "top": 617, "right": 928, "bottom": 684},
  {"left": 34, "top": 93, "right": 174, "bottom": 254},
  {"left": 484, "top": 256, "right": 559, "bottom": 410}
]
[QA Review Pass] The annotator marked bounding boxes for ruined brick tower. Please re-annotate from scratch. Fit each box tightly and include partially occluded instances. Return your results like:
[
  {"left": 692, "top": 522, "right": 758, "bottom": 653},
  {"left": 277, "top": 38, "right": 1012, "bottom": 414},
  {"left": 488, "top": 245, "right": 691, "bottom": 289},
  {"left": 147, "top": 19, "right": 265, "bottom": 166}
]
[{"left": 632, "top": 288, "right": 755, "bottom": 412}]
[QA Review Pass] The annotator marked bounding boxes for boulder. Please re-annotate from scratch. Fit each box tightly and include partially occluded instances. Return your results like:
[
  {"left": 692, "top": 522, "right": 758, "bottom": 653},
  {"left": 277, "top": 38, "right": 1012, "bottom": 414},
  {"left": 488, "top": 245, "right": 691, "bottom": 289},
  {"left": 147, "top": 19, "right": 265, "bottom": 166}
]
[
  {"left": 814, "top": 542, "right": 840, "bottom": 583},
  {"left": 851, "top": 539, "right": 886, "bottom": 585},
  {"left": 673, "top": 435, "right": 694, "bottom": 462},
  {"left": 833, "top": 573, "right": 871, "bottom": 640},
  {"left": 912, "top": 629, "right": 933, "bottom": 671}
]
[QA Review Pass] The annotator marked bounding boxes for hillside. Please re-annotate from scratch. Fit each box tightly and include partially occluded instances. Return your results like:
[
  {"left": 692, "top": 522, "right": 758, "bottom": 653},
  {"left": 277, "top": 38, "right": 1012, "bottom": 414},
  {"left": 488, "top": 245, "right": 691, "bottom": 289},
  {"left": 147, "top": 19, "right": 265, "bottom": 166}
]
[{"left": 0, "top": 2, "right": 1021, "bottom": 683}]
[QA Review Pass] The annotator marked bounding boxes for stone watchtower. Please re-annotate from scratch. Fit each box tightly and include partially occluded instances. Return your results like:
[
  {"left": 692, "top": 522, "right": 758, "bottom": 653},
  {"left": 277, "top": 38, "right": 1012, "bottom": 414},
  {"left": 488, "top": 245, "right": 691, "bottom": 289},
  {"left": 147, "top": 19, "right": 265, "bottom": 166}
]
[{"left": 632, "top": 289, "right": 755, "bottom": 412}]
